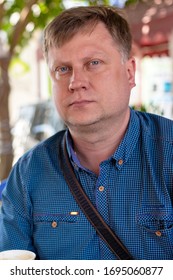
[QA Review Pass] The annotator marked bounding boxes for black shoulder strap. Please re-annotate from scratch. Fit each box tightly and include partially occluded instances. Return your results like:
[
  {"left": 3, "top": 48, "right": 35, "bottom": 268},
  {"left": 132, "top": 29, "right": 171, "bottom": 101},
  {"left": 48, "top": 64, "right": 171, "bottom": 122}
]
[{"left": 58, "top": 132, "right": 134, "bottom": 260}]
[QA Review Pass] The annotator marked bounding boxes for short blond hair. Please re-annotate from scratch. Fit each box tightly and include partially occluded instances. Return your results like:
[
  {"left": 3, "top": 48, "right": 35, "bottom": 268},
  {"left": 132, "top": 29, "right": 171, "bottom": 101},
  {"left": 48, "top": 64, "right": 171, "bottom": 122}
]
[{"left": 43, "top": 5, "right": 132, "bottom": 61}]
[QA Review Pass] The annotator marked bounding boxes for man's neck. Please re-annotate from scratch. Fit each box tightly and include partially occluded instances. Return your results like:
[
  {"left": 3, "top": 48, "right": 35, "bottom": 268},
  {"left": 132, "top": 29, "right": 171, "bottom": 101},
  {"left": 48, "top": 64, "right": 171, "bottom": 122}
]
[{"left": 69, "top": 110, "right": 130, "bottom": 175}]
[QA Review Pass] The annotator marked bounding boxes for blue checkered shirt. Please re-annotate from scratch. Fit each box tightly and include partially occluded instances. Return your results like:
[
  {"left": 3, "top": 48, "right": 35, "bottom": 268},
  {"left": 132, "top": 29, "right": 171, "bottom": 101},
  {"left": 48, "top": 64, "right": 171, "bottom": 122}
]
[{"left": 0, "top": 109, "right": 173, "bottom": 259}]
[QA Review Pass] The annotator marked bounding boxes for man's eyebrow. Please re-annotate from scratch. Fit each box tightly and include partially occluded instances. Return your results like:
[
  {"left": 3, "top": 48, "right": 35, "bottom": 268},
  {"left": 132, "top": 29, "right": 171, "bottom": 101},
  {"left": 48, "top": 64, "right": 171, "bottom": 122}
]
[
  {"left": 60, "top": 52, "right": 106, "bottom": 63},
  {"left": 49, "top": 51, "right": 108, "bottom": 70}
]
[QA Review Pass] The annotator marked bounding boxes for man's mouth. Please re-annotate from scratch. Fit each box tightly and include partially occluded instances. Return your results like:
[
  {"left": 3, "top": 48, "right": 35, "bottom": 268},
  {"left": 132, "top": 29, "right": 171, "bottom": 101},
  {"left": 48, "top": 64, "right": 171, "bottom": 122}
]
[{"left": 69, "top": 100, "right": 94, "bottom": 107}]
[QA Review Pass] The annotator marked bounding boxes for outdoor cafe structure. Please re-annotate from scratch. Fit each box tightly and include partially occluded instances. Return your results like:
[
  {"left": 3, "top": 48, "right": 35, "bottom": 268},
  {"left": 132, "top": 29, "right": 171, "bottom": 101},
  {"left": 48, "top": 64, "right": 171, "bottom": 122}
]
[{"left": 125, "top": 0, "right": 173, "bottom": 119}]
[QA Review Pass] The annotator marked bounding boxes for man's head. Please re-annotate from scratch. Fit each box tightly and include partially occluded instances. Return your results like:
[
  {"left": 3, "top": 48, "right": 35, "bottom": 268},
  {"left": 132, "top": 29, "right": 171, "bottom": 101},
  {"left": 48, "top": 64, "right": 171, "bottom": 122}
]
[
  {"left": 43, "top": 5, "right": 132, "bottom": 62},
  {"left": 43, "top": 6, "right": 136, "bottom": 134}
]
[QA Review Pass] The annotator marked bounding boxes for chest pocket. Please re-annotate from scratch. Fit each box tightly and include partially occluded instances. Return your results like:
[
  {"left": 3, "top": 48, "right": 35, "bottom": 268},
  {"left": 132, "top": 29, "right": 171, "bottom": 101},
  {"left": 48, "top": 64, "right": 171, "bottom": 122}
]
[
  {"left": 137, "top": 207, "right": 173, "bottom": 234},
  {"left": 33, "top": 212, "right": 79, "bottom": 229},
  {"left": 32, "top": 212, "right": 81, "bottom": 259}
]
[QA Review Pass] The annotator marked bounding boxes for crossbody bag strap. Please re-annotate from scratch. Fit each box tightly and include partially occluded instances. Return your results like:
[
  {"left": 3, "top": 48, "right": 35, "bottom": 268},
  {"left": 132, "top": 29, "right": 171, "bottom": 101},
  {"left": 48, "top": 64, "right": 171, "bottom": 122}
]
[{"left": 58, "top": 133, "right": 134, "bottom": 260}]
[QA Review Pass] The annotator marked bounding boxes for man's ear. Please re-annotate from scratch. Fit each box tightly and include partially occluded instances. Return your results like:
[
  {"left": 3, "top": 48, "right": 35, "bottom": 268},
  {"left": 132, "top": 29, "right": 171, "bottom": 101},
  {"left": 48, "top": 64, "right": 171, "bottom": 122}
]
[{"left": 127, "top": 57, "right": 136, "bottom": 89}]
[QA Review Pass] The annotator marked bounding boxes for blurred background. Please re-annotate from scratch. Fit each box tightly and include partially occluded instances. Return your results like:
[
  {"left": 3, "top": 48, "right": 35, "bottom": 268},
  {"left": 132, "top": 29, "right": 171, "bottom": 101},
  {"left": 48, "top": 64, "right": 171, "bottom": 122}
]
[{"left": 0, "top": 0, "right": 173, "bottom": 181}]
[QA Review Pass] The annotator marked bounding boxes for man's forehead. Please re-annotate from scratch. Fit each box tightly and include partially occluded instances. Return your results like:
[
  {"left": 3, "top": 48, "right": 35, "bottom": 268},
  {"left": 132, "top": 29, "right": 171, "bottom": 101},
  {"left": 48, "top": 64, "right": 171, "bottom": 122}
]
[{"left": 51, "top": 21, "right": 108, "bottom": 48}]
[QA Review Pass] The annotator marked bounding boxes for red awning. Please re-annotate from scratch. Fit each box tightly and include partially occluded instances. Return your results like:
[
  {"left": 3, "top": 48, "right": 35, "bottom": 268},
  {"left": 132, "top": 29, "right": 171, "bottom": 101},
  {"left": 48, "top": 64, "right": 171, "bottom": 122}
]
[{"left": 124, "top": 1, "right": 173, "bottom": 56}]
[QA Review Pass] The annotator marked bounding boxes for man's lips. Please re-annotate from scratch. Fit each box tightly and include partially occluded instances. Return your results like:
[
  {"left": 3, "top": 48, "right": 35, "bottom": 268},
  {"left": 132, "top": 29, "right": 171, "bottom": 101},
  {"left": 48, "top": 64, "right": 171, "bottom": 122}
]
[{"left": 69, "top": 100, "right": 94, "bottom": 106}]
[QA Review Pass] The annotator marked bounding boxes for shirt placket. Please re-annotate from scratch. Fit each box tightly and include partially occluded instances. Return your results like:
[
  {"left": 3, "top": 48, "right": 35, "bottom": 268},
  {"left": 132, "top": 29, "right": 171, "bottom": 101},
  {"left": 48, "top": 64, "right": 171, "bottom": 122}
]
[{"left": 95, "top": 160, "right": 116, "bottom": 259}]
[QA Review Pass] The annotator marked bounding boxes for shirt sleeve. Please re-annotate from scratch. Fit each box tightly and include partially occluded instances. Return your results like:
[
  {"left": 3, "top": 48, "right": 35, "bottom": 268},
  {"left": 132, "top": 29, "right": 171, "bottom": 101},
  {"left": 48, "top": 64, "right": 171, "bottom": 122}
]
[{"left": 0, "top": 159, "right": 36, "bottom": 255}]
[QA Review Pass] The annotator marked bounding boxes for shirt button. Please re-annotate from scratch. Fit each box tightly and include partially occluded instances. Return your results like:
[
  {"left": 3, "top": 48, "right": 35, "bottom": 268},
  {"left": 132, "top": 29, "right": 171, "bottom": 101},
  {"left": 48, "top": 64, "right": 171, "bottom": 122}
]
[
  {"left": 73, "top": 163, "right": 78, "bottom": 170},
  {"left": 155, "top": 231, "right": 162, "bottom": 237},
  {"left": 118, "top": 159, "right": 123, "bottom": 165},
  {"left": 99, "top": 186, "right": 104, "bottom": 192},
  {"left": 51, "top": 221, "right": 58, "bottom": 228}
]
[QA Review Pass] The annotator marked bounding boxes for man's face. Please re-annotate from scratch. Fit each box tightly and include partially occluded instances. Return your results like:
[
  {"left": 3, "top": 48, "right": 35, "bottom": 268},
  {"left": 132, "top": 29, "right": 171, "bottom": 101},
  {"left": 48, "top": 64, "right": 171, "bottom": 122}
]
[{"left": 48, "top": 22, "right": 136, "bottom": 132}]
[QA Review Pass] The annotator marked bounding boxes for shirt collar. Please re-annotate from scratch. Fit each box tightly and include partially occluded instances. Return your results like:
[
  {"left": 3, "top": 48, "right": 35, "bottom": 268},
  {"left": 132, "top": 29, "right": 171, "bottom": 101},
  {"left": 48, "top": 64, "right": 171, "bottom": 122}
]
[
  {"left": 66, "top": 109, "right": 140, "bottom": 170},
  {"left": 112, "top": 109, "right": 140, "bottom": 169},
  {"left": 66, "top": 130, "right": 88, "bottom": 171}
]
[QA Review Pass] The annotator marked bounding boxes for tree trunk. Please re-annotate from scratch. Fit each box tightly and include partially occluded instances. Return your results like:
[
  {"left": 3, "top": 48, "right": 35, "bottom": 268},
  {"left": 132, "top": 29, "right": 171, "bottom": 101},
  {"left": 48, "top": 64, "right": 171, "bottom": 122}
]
[{"left": 0, "top": 55, "right": 13, "bottom": 180}]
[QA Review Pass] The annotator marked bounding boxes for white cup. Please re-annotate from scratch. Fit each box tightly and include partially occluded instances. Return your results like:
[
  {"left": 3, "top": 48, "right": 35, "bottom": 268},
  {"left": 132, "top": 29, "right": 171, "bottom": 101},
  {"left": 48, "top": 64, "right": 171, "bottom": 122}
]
[{"left": 0, "top": 250, "right": 36, "bottom": 260}]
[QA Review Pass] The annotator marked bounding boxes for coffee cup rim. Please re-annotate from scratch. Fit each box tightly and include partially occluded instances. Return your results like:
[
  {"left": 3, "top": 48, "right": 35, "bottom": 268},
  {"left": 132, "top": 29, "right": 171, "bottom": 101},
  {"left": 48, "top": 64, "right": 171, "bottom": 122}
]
[{"left": 0, "top": 249, "right": 36, "bottom": 260}]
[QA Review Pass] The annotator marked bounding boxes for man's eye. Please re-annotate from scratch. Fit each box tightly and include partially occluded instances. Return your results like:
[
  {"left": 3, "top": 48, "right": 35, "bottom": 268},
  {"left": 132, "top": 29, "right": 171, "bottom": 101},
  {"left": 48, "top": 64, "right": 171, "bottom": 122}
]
[
  {"left": 91, "top": 60, "right": 99, "bottom": 65},
  {"left": 88, "top": 60, "right": 101, "bottom": 68},
  {"left": 55, "top": 66, "right": 71, "bottom": 75}
]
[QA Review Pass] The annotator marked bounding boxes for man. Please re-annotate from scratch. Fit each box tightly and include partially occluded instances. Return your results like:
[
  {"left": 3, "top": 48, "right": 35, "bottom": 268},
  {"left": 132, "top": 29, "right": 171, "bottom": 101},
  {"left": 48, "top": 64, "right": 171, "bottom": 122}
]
[{"left": 0, "top": 6, "right": 173, "bottom": 260}]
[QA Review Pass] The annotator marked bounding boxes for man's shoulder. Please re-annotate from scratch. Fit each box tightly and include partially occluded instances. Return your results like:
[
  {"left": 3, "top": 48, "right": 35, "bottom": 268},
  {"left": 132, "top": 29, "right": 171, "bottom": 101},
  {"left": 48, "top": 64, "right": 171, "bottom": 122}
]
[
  {"left": 17, "top": 129, "right": 66, "bottom": 165},
  {"left": 39, "top": 129, "right": 66, "bottom": 148},
  {"left": 134, "top": 110, "right": 173, "bottom": 142}
]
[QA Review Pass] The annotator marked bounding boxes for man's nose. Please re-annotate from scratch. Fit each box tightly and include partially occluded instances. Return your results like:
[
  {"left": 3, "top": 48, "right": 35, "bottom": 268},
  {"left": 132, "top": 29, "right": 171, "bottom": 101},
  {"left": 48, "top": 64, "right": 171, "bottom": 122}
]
[{"left": 68, "top": 69, "right": 88, "bottom": 92}]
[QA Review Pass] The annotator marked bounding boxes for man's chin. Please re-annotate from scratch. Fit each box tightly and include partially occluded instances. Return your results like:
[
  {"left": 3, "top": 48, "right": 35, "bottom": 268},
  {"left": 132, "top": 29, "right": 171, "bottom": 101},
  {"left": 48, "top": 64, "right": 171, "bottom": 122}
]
[{"left": 66, "top": 118, "right": 104, "bottom": 133}]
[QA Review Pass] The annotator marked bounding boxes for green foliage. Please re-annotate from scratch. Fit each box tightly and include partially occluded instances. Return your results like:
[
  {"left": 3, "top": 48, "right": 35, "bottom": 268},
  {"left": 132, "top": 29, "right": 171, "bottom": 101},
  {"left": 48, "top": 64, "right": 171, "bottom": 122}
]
[
  {"left": 88, "top": 0, "right": 110, "bottom": 4},
  {"left": 0, "top": 0, "right": 110, "bottom": 57},
  {"left": 131, "top": 104, "right": 147, "bottom": 112},
  {"left": 0, "top": 0, "right": 65, "bottom": 55},
  {"left": 125, "top": 0, "right": 140, "bottom": 6},
  {"left": 10, "top": 57, "right": 30, "bottom": 77},
  {"left": 131, "top": 102, "right": 164, "bottom": 116}
]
